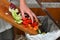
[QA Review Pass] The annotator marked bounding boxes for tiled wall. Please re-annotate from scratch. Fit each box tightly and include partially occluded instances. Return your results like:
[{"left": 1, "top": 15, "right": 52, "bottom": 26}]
[{"left": 10, "top": 0, "right": 60, "bottom": 8}]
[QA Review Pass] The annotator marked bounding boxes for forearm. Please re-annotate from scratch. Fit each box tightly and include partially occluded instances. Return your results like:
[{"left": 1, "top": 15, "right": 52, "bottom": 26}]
[{"left": 20, "top": 0, "right": 26, "bottom": 4}]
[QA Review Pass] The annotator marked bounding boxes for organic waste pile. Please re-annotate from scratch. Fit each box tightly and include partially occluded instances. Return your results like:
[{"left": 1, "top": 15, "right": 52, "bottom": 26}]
[{"left": 8, "top": 3, "right": 41, "bottom": 33}]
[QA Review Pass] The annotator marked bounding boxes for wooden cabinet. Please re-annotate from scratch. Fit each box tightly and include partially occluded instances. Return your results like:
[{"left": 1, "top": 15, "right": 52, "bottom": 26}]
[{"left": 31, "top": 8, "right": 60, "bottom": 21}]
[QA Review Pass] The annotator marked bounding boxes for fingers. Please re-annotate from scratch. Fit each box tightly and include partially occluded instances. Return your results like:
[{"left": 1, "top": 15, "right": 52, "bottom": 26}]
[
  {"left": 20, "top": 10, "right": 25, "bottom": 18},
  {"left": 20, "top": 9, "right": 34, "bottom": 23},
  {"left": 21, "top": 10, "right": 38, "bottom": 23},
  {"left": 31, "top": 11, "right": 39, "bottom": 23},
  {"left": 33, "top": 13, "right": 38, "bottom": 22},
  {"left": 27, "top": 12, "right": 34, "bottom": 23},
  {"left": 20, "top": 5, "right": 37, "bottom": 23}
]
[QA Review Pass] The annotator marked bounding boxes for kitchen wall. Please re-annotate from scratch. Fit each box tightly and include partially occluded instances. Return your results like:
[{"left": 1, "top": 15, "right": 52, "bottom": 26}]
[
  {"left": 10, "top": 0, "right": 60, "bottom": 8},
  {"left": 26, "top": 0, "right": 60, "bottom": 8}
]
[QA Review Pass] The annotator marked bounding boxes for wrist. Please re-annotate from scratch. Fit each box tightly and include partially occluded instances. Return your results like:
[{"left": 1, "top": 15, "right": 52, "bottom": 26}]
[{"left": 20, "top": 0, "right": 26, "bottom": 4}]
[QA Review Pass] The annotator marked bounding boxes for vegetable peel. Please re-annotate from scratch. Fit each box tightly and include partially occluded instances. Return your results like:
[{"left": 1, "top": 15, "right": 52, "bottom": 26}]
[{"left": 9, "top": 7, "right": 23, "bottom": 24}]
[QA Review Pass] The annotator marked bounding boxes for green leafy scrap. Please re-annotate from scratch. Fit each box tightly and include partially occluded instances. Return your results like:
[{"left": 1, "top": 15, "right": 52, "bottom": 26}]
[{"left": 9, "top": 8, "right": 23, "bottom": 24}]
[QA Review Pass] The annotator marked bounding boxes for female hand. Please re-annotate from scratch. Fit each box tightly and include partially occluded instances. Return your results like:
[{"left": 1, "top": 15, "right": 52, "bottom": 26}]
[{"left": 20, "top": 0, "right": 38, "bottom": 23}]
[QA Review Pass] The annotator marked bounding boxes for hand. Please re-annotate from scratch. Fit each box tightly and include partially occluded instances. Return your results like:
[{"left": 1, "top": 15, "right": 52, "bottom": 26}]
[{"left": 20, "top": 1, "right": 38, "bottom": 23}]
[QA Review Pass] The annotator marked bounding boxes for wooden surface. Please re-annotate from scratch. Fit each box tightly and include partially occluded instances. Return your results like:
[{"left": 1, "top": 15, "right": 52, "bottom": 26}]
[
  {"left": 31, "top": 8, "right": 60, "bottom": 21},
  {"left": 0, "top": 0, "right": 38, "bottom": 35}
]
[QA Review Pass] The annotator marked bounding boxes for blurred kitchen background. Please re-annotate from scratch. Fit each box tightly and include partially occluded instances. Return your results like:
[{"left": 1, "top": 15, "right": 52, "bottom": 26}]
[{"left": 9, "top": 0, "right": 60, "bottom": 40}]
